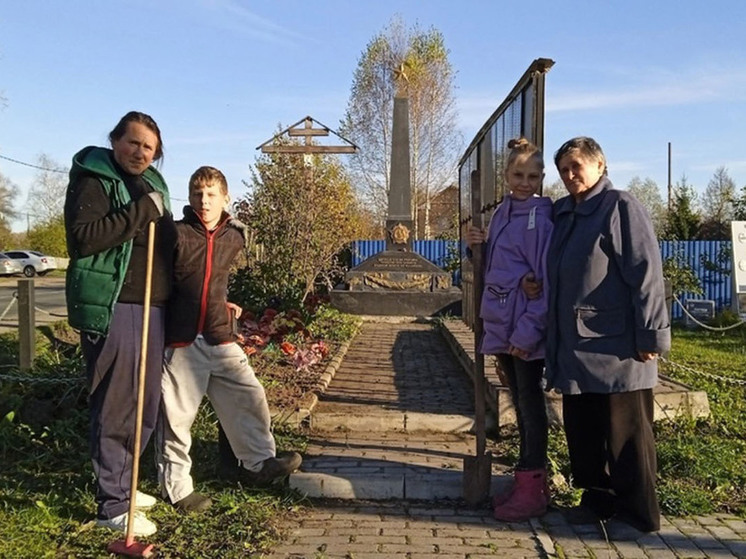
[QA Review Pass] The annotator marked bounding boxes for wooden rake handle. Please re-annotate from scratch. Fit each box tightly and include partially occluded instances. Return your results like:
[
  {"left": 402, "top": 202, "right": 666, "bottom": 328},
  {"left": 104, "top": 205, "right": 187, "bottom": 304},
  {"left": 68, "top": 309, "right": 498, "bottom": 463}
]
[{"left": 124, "top": 220, "right": 156, "bottom": 546}]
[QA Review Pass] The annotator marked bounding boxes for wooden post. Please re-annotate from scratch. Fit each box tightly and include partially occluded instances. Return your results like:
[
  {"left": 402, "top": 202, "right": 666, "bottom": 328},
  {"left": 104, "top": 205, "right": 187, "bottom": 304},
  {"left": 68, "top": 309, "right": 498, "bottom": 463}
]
[
  {"left": 470, "top": 169, "right": 487, "bottom": 457},
  {"left": 18, "top": 279, "right": 35, "bottom": 370}
]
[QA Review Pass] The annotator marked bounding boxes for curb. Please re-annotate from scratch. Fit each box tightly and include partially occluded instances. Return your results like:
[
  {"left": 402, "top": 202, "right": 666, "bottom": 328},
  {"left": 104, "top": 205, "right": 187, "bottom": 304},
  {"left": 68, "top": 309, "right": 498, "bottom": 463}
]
[{"left": 309, "top": 410, "right": 477, "bottom": 433}]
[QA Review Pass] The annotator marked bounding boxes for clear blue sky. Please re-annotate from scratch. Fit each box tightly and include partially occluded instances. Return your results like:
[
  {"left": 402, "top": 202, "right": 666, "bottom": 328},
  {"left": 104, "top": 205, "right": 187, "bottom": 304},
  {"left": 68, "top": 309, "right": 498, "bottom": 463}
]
[{"left": 1, "top": 0, "right": 745, "bottom": 231}]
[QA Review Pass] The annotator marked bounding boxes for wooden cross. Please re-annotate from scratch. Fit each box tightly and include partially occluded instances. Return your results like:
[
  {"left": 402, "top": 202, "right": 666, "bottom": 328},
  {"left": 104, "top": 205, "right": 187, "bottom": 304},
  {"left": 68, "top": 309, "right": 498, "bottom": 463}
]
[{"left": 257, "top": 116, "right": 357, "bottom": 155}]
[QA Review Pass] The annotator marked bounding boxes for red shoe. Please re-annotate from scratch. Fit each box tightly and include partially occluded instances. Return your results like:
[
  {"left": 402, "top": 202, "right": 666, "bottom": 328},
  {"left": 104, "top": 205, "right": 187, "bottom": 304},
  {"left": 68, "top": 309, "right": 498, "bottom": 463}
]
[{"left": 493, "top": 469, "right": 548, "bottom": 522}]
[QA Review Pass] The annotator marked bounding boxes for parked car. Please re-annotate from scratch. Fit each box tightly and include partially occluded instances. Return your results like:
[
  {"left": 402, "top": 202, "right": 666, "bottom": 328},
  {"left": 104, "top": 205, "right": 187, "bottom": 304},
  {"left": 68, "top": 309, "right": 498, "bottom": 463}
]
[
  {"left": 4, "top": 250, "right": 58, "bottom": 277},
  {"left": 0, "top": 252, "right": 24, "bottom": 277}
]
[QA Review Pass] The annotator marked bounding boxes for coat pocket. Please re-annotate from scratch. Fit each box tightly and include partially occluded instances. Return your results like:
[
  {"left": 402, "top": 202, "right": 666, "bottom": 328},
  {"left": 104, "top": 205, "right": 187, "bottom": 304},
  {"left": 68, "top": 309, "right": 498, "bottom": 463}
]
[
  {"left": 480, "top": 285, "right": 516, "bottom": 326},
  {"left": 575, "top": 306, "right": 625, "bottom": 338}
]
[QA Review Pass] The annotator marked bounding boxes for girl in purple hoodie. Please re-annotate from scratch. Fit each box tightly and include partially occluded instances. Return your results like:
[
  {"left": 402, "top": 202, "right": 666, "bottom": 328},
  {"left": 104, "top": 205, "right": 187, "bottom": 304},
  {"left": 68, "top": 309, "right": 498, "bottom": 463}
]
[{"left": 467, "top": 138, "right": 553, "bottom": 521}]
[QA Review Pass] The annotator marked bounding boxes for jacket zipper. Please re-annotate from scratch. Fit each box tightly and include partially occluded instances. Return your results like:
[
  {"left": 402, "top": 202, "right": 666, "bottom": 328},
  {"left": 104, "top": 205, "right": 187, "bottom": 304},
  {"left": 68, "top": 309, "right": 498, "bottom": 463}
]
[{"left": 197, "top": 229, "right": 215, "bottom": 335}]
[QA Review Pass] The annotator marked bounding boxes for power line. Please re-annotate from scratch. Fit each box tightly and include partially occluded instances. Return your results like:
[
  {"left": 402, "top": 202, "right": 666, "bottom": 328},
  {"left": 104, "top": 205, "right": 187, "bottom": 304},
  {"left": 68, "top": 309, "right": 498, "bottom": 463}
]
[
  {"left": 0, "top": 152, "right": 188, "bottom": 202},
  {"left": 0, "top": 153, "right": 67, "bottom": 174}
]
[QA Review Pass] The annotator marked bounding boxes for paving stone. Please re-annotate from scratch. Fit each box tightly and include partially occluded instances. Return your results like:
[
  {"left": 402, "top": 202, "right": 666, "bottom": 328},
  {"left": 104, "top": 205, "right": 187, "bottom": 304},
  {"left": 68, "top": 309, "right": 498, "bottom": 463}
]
[
  {"left": 701, "top": 550, "right": 738, "bottom": 559},
  {"left": 645, "top": 551, "right": 680, "bottom": 559},
  {"left": 721, "top": 539, "right": 746, "bottom": 557},
  {"left": 610, "top": 541, "right": 649, "bottom": 558}
]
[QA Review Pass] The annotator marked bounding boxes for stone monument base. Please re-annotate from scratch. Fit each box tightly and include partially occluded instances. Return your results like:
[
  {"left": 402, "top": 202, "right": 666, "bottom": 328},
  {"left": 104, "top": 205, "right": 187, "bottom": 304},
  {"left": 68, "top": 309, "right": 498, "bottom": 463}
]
[{"left": 330, "top": 249, "right": 462, "bottom": 317}]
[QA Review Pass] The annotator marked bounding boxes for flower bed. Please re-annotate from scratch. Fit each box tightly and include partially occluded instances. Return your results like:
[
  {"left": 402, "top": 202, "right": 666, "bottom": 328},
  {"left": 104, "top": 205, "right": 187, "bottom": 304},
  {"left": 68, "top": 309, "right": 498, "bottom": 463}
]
[{"left": 236, "top": 305, "right": 360, "bottom": 412}]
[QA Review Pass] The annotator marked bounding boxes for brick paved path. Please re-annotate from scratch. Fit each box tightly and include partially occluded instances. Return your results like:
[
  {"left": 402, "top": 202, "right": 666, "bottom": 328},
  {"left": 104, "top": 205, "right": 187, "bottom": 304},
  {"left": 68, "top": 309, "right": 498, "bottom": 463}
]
[
  {"left": 314, "top": 321, "right": 474, "bottom": 415},
  {"left": 265, "top": 500, "right": 550, "bottom": 558},
  {"left": 265, "top": 320, "right": 746, "bottom": 559}
]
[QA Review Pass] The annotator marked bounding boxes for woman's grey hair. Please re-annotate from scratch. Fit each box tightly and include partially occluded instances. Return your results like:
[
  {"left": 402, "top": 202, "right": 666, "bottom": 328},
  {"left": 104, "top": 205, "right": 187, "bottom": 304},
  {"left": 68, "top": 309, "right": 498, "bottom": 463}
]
[{"left": 554, "top": 136, "right": 607, "bottom": 176}]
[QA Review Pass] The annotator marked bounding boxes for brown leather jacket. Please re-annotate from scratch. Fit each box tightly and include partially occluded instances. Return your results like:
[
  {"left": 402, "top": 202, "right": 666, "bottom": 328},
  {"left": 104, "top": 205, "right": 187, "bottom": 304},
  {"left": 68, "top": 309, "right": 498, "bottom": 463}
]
[{"left": 165, "top": 206, "right": 246, "bottom": 346}]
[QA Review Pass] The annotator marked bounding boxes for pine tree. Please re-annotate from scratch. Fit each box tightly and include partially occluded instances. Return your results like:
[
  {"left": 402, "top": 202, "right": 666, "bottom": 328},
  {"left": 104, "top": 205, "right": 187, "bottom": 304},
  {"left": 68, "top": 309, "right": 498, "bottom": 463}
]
[{"left": 663, "top": 176, "right": 700, "bottom": 240}]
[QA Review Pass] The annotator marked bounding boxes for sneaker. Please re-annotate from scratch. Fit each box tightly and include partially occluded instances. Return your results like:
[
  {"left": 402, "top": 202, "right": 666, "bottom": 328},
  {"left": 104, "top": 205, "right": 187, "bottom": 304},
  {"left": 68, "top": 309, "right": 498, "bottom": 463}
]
[
  {"left": 238, "top": 452, "right": 303, "bottom": 486},
  {"left": 96, "top": 510, "right": 157, "bottom": 536},
  {"left": 172, "top": 492, "right": 212, "bottom": 513},
  {"left": 135, "top": 490, "right": 157, "bottom": 509}
]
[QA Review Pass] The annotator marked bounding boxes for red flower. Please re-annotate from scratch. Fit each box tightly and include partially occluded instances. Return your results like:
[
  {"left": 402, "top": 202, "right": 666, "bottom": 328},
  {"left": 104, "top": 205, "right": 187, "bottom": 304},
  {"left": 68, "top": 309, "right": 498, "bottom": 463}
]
[
  {"left": 280, "top": 341, "right": 297, "bottom": 355},
  {"left": 244, "top": 346, "right": 258, "bottom": 356}
]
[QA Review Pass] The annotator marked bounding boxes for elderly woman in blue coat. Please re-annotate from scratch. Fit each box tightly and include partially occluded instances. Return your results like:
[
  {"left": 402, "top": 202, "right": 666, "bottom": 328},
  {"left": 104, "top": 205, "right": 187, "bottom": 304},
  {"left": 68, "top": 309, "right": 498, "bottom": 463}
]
[{"left": 545, "top": 137, "right": 670, "bottom": 532}]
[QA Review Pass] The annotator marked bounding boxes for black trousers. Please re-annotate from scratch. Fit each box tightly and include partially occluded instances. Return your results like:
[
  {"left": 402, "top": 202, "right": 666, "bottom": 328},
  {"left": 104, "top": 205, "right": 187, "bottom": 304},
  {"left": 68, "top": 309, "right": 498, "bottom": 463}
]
[
  {"left": 496, "top": 354, "right": 548, "bottom": 470},
  {"left": 562, "top": 389, "right": 660, "bottom": 531},
  {"left": 82, "top": 303, "right": 165, "bottom": 520}
]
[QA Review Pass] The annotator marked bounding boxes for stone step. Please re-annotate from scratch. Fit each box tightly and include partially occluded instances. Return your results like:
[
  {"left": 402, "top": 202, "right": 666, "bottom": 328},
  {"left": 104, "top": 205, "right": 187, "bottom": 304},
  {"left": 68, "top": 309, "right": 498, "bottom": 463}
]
[
  {"left": 290, "top": 470, "right": 511, "bottom": 500},
  {"left": 309, "top": 407, "right": 481, "bottom": 434},
  {"left": 289, "top": 432, "right": 510, "bottom": 501}
]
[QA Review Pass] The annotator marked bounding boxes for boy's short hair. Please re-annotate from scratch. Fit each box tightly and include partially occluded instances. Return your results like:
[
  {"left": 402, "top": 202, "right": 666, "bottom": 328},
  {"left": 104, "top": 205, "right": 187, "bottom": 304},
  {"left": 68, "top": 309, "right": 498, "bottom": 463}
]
[{"left": 189, "top": 166, "right": 228, "bottom": 195}]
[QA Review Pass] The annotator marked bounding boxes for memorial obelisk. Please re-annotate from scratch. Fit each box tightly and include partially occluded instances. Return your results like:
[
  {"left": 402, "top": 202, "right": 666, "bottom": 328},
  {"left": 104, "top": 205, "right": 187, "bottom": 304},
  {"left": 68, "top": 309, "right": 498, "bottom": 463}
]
[
  {"left": 330, "top": 64, "right": 461, "bottom": 316},
  {"left": 386, "top": 65, "right": 413, "bottom": 251}
]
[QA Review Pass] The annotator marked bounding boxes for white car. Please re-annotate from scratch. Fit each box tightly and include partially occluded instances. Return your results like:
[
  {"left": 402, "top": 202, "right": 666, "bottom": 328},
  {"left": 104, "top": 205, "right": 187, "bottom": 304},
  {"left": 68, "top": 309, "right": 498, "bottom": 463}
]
[
  {"left": 0, "top": 252, "right": 24, "bottom": 277},
  {"left": 4, "top": 250, "right": 58, "bottom": 277}
]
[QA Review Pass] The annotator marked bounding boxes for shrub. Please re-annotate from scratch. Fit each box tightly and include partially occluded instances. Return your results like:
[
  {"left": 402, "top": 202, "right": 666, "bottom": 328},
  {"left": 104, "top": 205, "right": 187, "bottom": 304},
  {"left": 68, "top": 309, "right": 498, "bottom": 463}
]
[
  {"left": 662, "top": 251, "right": 703, "bottom": 297},
  {"left": 307, "top": 304, "right": 361, "bottom": 342},
  {"left": 228, "top": 266, "right": 306, "bottom": 315}
]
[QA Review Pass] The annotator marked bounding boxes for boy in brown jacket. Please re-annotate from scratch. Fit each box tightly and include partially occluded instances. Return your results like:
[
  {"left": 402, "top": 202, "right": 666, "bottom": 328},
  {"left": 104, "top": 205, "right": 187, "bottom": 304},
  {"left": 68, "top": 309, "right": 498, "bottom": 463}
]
[{"left": 156, "top": 166, "right": 301, "bottom": 512}]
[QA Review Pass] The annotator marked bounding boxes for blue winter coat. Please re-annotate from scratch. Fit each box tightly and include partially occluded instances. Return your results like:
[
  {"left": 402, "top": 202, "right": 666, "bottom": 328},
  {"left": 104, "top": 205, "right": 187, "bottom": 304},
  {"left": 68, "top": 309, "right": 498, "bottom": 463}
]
[
  {"left": 479, "top": 194, "right": 554, "bottom": 360},
  {"left": 544, "top": 176, "right": 671, "bottom": 394}
]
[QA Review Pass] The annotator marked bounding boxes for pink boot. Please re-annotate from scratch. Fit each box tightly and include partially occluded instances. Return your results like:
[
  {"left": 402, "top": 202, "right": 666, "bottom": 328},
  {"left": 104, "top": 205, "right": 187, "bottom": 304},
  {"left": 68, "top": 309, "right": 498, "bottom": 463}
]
[
  {"left": 493, "top": 469, "right": 548, "bottom": 522},
  {"left": 494, "top": 474, "right": 551, "bottom": 508}
]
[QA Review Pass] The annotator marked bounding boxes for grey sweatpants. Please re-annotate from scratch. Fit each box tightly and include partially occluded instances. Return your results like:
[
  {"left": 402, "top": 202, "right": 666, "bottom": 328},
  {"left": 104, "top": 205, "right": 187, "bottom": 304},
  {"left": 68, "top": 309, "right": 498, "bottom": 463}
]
[{"left": 157, "top": 338, "right": 275, "bottom": 503}]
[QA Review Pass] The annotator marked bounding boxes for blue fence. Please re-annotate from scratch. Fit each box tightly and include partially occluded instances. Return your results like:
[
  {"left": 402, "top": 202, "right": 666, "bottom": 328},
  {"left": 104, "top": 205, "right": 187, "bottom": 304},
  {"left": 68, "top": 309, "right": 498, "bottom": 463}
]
[
  {"left": 660, "top": 240, "right": 731, "bottom": 319},
  {"left": 351, "top": 239, "right": 732, "bottom": 319}
]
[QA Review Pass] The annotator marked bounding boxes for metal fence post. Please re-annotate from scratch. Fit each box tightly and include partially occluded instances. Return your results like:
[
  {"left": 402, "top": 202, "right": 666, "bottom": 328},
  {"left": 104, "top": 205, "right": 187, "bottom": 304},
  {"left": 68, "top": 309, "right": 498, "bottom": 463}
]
[{"left": 18, "top": 279, "right": 35, "bottom": 370}]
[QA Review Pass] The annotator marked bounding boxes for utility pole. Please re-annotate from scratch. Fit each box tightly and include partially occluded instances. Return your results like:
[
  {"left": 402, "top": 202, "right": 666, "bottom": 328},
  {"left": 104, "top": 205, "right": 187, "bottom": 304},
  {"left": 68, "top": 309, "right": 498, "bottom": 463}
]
[{"left": 667, "top": 142, "right": 672, "bottom": 212}]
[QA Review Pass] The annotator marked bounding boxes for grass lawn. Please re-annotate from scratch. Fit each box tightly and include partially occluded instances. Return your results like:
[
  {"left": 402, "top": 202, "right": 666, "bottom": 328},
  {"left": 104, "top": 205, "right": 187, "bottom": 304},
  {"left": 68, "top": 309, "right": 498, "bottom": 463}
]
[
  {"left": 655, "top": 325, "right": 746, "bottom": 516},
  {"left": 0, "top": 331, "right": 311, "bottom": 558},
  {"left": 0, "top": 318, "right": 744, "bottom": 557},
  {"left": 490, "top": 323, "right": 746, "bottom": 516}
]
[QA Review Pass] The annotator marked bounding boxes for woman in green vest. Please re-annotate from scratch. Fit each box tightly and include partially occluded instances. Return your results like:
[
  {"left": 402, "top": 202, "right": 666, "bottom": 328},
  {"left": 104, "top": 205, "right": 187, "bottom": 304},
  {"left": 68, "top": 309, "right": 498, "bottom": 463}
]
[{"left": 64, "top": 111, "right": 176, "bottom": 537}]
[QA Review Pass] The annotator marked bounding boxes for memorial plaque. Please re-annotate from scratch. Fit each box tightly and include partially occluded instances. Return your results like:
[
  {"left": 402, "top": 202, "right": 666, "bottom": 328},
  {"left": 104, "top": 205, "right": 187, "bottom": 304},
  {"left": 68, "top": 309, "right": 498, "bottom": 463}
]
[
  {"left": 345, "top": 250, "right": 454, "bottom": 293},
  {"left": 684, "top": 299, "right": 715, "bottom": 328}
]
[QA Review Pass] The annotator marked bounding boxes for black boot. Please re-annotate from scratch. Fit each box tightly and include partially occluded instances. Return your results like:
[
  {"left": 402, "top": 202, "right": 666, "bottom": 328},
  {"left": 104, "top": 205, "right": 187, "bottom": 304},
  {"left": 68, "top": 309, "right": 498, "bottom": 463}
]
[{"left": 217, "top": 423, "right": 240, "bottom": 479}]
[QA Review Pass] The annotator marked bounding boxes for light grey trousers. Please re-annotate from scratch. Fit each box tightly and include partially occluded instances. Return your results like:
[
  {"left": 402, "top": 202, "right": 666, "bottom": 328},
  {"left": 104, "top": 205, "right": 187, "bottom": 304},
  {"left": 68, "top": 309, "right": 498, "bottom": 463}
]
[{"left": 157, "top": 338, "right": 275, "bottom": 503}]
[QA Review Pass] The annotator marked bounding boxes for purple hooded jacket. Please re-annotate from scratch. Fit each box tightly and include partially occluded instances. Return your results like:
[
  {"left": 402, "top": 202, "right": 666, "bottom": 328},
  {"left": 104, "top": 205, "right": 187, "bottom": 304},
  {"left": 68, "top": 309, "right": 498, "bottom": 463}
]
[{"left": 479, "top": 194, "right": 554, "bottom": 360}]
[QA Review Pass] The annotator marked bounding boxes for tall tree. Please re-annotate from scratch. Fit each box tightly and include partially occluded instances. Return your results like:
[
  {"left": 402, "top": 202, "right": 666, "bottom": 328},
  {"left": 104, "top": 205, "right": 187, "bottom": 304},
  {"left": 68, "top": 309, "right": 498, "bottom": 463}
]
[
  {"left": 0, "top": 171, "right": 18, "bottom": 249},
  {"left": 663, "top": 175, "right": 700, "bottom": 240},
  {"left": 733, "top": 184, "right": 746, "bottom": 221},
  {"left": 25, "top": 214, "right": 67, "bottom": 256},
  {"left": 699, "top": 166, "right": 736, "bottom": 240},
  {"left": 0, "top": 170, "right": 19, "bottom": 224},
  {"left": 340, "top": 17, "right": 462, "bottom": 238},
  {"left": 625, "top": 176, "right": 666, "bottom": 237},
  {"left": 26, "top": 153, "right": 68, "bottom": 224},
  {"left": 233, "top": 134, "right": 370, "bottom": 306}
]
